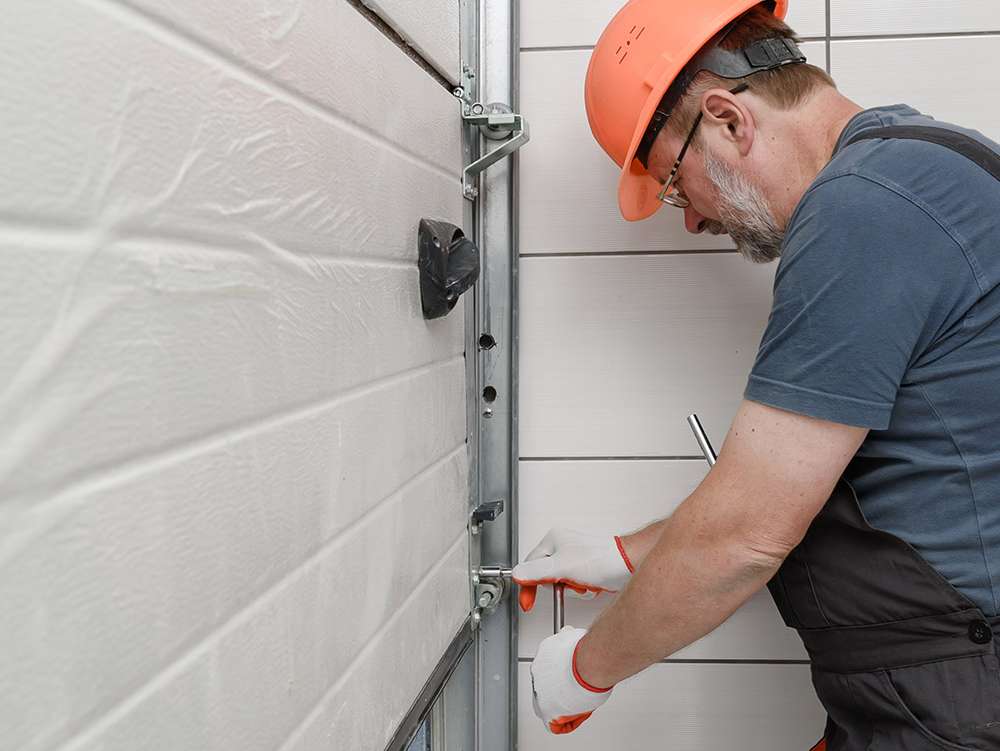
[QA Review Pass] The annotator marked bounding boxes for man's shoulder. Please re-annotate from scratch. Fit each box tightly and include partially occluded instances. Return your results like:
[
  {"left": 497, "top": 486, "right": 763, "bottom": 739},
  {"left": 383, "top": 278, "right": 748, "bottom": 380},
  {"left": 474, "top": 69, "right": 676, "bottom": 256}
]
[{"left": 803, "top": 106, "right": 1000, "bottom": 214}]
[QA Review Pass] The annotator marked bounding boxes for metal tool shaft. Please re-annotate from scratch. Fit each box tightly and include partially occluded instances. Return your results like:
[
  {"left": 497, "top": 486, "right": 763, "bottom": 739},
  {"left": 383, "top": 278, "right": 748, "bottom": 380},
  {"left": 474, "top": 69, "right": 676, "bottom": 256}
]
[
  {"left": 687, "top": 413, "right": 718, "bottom": 466},
  {"left": 553, "top": 584, "right": 565, "bottom": 633}
]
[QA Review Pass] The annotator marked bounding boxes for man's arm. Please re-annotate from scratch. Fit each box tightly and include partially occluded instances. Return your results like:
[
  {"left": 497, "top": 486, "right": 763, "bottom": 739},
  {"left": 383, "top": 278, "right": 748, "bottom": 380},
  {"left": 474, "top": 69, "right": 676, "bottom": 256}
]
[{"left": 575, "top": 398, "right": 868, "bottom": 688}]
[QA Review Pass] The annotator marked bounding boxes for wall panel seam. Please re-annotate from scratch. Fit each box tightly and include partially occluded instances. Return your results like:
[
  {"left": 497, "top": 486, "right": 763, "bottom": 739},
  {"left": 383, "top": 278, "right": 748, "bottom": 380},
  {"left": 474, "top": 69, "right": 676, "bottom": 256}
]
[
  {"left": 48, "top": 470, "right": 469, "bottom": 751},
  {"left": 521, "top": 30, "right": 1000, "bottom": 53},
  {"left": 515, "top": 657, "right": 811, "bottom": 665},
  {"left": 520, "top": 249, "right": 737, "bottom": 258},
  {"left": 520, "top": 455, "right": 706, "bottom": 462},
  {"left": 272, "top": 532, "right": 468, "bottom": 751},
  {"left": 1, "top": 354, "right": 467, "bottom": 560},
  {"left": 830, "top": 30, "right": 1000, "bottom": 42},
  {"left": 79, "top": 0, "right": 461, "bottom": 181}
]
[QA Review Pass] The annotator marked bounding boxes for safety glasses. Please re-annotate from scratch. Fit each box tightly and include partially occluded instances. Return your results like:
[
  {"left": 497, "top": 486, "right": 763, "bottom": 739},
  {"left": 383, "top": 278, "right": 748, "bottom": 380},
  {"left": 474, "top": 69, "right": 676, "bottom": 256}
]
[{"left": 656, "top": 82, "right": 749, "bottom": 208}]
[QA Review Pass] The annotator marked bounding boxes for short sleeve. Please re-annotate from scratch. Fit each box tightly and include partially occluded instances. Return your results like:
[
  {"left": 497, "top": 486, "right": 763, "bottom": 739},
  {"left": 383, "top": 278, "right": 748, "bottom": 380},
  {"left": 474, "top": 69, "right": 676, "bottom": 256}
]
[{"left": 745, "top": 173, "right": 978, "bottom": 429}]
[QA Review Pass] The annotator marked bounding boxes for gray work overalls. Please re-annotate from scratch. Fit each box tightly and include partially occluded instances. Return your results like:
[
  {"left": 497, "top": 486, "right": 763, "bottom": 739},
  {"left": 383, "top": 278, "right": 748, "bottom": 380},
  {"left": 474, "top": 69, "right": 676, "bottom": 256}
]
[{"left": 766, "top": 127, "right": 1000, "bottom": 751}]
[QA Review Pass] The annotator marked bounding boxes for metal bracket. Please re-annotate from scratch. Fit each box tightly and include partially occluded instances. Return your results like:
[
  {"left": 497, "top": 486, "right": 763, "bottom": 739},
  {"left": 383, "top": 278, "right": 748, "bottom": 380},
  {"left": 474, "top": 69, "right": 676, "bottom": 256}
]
[
  {"left": 471, "top": 565, "right": 512, "bottom": 629},
  {"left": 470, "top": 498, "right": 504, "bottom": 534},
  {"left": 460, "top": 103, "right": 530, "bottom": 200}
]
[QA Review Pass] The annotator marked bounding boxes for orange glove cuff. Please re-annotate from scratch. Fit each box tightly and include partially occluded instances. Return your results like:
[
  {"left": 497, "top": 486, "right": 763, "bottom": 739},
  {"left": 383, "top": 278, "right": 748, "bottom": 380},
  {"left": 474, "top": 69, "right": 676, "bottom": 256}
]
[{"left": 613, "top": 535, "right": 635, "bottom": 573}]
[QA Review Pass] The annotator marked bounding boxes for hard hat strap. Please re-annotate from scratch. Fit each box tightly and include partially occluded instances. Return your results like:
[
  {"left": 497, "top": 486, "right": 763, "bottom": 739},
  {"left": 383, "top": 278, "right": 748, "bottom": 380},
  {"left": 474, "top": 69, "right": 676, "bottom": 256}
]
[{"left": 636, "top": 36, "right": 807, "bottom": 168}]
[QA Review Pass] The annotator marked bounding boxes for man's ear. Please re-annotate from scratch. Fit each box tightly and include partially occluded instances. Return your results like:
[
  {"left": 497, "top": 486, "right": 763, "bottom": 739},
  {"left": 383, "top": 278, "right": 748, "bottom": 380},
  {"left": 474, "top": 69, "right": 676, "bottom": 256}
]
[{"left": 701, "top": 88, "right": 754, "bottom": 157}]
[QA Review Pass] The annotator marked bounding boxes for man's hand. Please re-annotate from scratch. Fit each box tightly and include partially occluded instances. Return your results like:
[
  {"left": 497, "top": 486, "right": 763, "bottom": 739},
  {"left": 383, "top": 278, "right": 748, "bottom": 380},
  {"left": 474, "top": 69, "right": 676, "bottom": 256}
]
[
  {"left": 530, "top": 626, "right": 613, "bottom": 734},
  {"left": 512, "top": 529, "right": 635, "bottom": 611}
]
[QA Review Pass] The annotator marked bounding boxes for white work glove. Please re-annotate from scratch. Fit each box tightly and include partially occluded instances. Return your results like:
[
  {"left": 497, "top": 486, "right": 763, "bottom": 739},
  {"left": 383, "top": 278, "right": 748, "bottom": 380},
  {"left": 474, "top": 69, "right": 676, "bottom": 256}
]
[
  {"left": 530, "top": 626, "right": 614, "bottom": 734},
  {"left": 512, "top": 528, "right": 634, "bottom": 611}
]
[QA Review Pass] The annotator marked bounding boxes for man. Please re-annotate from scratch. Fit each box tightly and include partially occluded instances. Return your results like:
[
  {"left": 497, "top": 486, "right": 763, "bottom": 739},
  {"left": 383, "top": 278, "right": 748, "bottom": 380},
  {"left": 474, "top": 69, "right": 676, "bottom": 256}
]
[{"left": 513, "top": 1, "right": 1000, "bottom": 748}]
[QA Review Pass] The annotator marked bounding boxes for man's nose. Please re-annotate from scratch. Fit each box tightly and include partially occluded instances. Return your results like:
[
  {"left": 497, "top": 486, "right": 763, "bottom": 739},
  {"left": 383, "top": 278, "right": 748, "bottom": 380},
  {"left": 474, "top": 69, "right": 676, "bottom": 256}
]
[{"left": 684, "top": 205, "right": 708, "bottom": 234}]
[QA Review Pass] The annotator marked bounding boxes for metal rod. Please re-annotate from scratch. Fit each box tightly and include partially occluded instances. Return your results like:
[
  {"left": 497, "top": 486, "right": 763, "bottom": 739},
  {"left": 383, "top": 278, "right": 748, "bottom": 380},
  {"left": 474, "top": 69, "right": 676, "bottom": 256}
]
[
  {"left": 687, "top": 413, "right": 718, "bottom": 466},
  {"left": 553, "top": 583, "right": 565, "bottom": 633}
]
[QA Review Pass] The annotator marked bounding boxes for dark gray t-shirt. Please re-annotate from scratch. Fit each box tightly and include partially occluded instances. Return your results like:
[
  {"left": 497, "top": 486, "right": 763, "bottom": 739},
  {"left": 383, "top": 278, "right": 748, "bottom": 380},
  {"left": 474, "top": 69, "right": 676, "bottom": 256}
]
[{"left": 745, "top": 105, "right": 1000, "bottom": 616}]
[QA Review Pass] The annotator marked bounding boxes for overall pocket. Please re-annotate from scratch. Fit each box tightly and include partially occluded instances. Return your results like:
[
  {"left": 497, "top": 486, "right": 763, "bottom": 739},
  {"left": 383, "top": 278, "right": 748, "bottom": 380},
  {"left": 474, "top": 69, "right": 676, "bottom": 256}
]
[{"left": 876, "top": 654, "right": 1000, "bottom": 751}]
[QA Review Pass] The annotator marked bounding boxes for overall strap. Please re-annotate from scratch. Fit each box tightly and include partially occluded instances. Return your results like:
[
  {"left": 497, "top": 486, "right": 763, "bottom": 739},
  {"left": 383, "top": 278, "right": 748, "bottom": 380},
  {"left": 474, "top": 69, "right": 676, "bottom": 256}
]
[{"left": 845, "top": 125, "right": 1000, "bottom": 182}]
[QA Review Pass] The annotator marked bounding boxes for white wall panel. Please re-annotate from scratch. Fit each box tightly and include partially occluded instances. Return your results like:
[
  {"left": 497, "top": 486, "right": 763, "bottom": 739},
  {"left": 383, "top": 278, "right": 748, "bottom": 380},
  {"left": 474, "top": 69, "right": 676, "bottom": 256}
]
[
  {"left": 362, "top": 0, "right": 460, "bottom": 82},
  {"left": 518, "top": 43, "right": 826, "bottom": 255},
  {"left": 517, "top": 662, "right": 825, "bottom": 750},
  {"left": 520, "top": 0, "right": 826, "bottom": 48},
  {"left": 0, "top": 365, "right": 466, "bottom": 751},
  {"left": 0, "top": 238, "right": 462, "bottom": 501},
  {"left": 831, "top": 36, "right": 1000, "bottom": 142},
  {"left": 518, "top": 254, "right": 775, "bottom": 457},
  {"left": 516, "top": 460, "right": 807, "bottom": 660},
  {"left": 118, "top": 0, "right": 460, "bottom": 175},
  {"left": 832, "top": 0, "right": 1000, "bottom": 36}
]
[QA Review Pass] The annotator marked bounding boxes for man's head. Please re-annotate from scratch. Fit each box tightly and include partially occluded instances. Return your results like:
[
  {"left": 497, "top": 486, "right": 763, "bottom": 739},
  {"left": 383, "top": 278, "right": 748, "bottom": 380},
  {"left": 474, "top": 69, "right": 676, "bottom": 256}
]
[
  {"left": 586, "top": 1, "right": 859, "bottom": 262},
  {"left": 645, "top": 5, "right": 834, "bottom": 262}
]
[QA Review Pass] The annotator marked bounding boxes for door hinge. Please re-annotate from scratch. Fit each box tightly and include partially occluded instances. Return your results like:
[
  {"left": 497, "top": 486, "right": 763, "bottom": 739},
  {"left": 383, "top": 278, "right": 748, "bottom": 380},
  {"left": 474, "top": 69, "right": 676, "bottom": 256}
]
[{"left": 458, "top": 100, "right": 530, "bottom": 200}]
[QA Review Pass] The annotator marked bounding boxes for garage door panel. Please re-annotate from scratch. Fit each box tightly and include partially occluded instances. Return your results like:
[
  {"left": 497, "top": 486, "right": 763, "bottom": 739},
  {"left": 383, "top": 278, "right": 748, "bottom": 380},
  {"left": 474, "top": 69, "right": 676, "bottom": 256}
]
[{"left": 118, "top": 0, "right": 460, "bottom": 174}]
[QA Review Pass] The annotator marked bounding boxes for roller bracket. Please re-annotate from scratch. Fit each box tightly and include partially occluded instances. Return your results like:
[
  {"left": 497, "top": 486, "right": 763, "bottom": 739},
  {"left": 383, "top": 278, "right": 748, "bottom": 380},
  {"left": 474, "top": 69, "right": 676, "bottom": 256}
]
[{"left": 461, "top": 104, "right": 530, "bottom": 200}]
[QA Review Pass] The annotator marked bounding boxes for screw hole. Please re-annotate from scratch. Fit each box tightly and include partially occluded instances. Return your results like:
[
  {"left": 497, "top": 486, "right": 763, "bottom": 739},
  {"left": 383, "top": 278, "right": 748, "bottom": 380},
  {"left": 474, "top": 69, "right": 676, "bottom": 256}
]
[
  {"left": 483, "top": 386, "right": 497, "bottom": 403},
  {"left": 479, "top": 333, "right": 496, "bottom": 350}
]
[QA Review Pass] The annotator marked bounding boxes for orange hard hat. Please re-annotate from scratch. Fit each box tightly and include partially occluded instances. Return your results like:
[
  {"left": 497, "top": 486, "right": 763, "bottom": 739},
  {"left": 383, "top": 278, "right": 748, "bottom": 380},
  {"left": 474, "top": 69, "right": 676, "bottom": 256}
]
[{"left": 585, "top": 0, "right": 790, "bottom": 221}]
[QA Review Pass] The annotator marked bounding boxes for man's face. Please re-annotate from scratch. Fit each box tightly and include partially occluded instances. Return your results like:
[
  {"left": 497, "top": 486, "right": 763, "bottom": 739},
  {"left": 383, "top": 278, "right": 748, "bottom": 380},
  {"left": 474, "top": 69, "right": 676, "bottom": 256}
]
[{"left": 647, "top": 128, "right": 784, "bottom": 264}]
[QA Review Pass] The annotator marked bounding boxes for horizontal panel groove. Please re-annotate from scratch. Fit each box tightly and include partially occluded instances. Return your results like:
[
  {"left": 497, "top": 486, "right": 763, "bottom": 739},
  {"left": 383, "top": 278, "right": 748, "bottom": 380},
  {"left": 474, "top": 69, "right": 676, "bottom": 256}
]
[
  {"left": 520, "top": 455, "right": 706, "bottom": 462},
  {"left": 520, "top": 249, "right": 737, "bottom": 258},
  {"left": 516, "top": 657, "right": 810, "bottom": 665},
  {"left": 0, "top": 223, "right": 421, "bottom": 270},
  {"left": 47, "top": 468, "right": 469, "bottom": 751},
  {"left": 81, "top": 0, "right": 460, "bottom": 181},
  {"left": 273, "top": 533, "right": 469, "bottom": 751},
  {"left": 520, "top": 35, "right": 828, "bottom": 52},
  {"left": 520, "top": 31, "right": 1000, "bottom": 53},
  {"left": 830, "top": 30, "right": 1000, "bottom": 42},
  {"left": 2, "top": 354, "right": 467, "bottom": 561}
]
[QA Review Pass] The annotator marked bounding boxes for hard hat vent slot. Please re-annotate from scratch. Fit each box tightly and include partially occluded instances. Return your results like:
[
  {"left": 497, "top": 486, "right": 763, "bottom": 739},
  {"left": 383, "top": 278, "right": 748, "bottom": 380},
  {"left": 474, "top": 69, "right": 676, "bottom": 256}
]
[{"left": 616, "top": 25, "right": 645, "bottom": 64}]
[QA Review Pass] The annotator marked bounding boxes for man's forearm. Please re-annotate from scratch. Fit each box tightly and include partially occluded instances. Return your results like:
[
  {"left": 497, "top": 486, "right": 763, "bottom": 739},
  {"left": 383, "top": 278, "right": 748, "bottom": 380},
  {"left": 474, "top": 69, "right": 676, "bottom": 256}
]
[
  {"left": 575, "top": 483, "right": 783, "bottom": 688},
  {"left": 619, "top": 517, "right": 669, "bottom": 569}
]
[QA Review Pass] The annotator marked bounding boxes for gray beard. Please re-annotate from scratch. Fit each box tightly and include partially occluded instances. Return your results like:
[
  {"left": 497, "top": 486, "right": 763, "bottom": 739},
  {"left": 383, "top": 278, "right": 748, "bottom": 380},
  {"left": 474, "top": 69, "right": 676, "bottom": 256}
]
[{"left": 702, "top": 150, "right": 784, "bottom": 264}]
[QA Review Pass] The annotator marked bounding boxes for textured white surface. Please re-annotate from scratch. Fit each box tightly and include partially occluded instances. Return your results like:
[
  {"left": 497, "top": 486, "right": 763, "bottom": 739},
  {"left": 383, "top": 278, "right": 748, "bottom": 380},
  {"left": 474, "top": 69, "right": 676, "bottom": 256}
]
[
  {"left": 832, "top": 35, "right": 1000, "bottom": 142},
  {"left": 518, "top": 43, "right": 826, "bottom": 255},
  {"left": 0, "top": 0, "right": 469, "bottom": 749},
  {"left": 516, "top": 461, "right": 807, "bottom": 660},
  {"left": 518, "top": 253, "right": 775, "bottom": 457},
  {"left": 117, "top": 0, "right": 461, "bottom": 175},
  {"left": 517, "top": 662, "right": 825, "bottom": 750},
  {"left": 363, "top": 0, "right": 460, "bottom": 83},
  {"left": 520, "top": 0, "right": 827, "bottom": 48},
  {"left": 831, "top": 0, "right": 1000, "bottom": 36}
]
